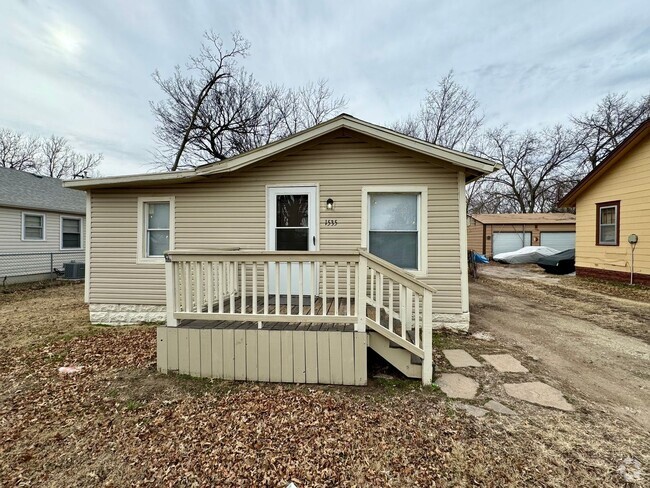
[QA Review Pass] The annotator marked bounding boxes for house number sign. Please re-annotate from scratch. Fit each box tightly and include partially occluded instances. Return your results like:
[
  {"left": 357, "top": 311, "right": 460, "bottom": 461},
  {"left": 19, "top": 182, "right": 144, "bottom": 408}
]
[{"left": 324, "top": 219, "right": 338, "bottom": 226}]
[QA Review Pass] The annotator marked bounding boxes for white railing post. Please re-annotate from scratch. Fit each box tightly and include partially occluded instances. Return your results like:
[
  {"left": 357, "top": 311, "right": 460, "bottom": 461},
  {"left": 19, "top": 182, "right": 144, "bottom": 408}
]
[
  {"left": 356, "top": 254, "right": 368, "bottom": 332},
  {"left": 421, "top": 289, "right": 433, "bottom": 385},
  {"left": 165, "top": 255, "right": 178, "bottom": 327}
]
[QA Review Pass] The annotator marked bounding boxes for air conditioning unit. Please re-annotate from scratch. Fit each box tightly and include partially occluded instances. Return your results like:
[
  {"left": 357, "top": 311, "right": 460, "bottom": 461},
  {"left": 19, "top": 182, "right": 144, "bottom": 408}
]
[{"left": 63, "top": 261, "right": 85, "bottom": 280}]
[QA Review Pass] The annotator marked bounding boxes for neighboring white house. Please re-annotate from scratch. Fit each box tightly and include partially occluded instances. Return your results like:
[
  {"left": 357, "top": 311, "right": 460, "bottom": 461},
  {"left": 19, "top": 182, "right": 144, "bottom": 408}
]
[{"left": 0, "top": 167, "right": 86, "bottom": 284}]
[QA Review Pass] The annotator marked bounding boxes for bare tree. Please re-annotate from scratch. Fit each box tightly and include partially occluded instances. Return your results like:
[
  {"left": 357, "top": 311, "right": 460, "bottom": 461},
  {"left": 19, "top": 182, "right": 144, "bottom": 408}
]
[
  {"left": 66, "top": 152, "right": 102, "bottom": 179},
  {"left": 393, "top": 71, "right": 484, "bottom": 151},
  {"left": 572, "top": 92, "right": 649, "bottom": 170},
  {"left": 0, "top": 128, "right": 40, "bottom": 171},
  {"left": 40, "top": 135, "right": 72, "bottom": 178},
  {"left": 0, "top": 128, "right": 102, "bottom": 179},
  {"left": 151, "top": 31, "right": 252, "bottom": 170},
  {"left": 151, "top": 32, "right": 346, "bottom": 171},
  {"left": 472, "top": 125, "right": 581, "bottom": 213}
]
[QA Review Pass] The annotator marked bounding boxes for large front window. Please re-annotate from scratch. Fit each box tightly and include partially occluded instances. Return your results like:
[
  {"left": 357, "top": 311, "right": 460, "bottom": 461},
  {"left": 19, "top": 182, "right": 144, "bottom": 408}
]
[{"left": 368, "top": 193, "right": 420, "bottom": 269}]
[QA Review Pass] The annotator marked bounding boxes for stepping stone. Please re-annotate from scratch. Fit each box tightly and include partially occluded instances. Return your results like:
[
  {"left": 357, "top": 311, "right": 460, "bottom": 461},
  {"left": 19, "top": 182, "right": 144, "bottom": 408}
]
[
  {"left": 435, "top": 373, "right": 479, "bottom": 399},
  {"left": 504, "top": 381, "right": 574, "bottom": 411},
  {"left": 443, "top": 349, "right": 482, "bottom": 368},
  {"left": 481, "top": 354, "right": 529, "bottom": 373},
  {"left": 455, "top": 403, "right": 488, "bottom": 418},
  {"left": 484, "top": 400, "right": 516, "bottom": 416}
]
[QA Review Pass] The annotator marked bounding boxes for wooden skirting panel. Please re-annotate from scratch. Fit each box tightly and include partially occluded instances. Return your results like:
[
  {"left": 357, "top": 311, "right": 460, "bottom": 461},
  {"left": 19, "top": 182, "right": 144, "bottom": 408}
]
[
  {"left": 157, "top": 327, "right": 368, "bottom": 386},
  {"left": 576, "top": 266, "right": 650, "bottom": 286}
]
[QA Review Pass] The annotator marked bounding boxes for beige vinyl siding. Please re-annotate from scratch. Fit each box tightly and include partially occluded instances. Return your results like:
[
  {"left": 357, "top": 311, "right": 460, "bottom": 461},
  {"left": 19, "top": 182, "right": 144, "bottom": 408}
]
[
  {"left": 89, "top": 132, "right": 464, "bottom": 313},
  {"left": 466, "top": 218, "right": 484, "bottom": 253},
  {"left": 0, "top": 206, "right": 84, "bottom": 253},
  {"left": 575, "top": 134, "right": 650, "bottom": 274}
]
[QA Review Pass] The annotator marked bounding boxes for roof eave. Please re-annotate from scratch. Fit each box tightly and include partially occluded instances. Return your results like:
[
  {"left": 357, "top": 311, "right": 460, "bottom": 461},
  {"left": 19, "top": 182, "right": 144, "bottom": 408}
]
[{"left": 63, "top": 114, "right": 500, "bottom": 190}]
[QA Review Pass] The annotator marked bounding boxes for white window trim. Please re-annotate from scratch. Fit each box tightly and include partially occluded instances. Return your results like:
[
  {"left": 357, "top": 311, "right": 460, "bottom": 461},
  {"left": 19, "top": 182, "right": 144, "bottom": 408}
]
[
  {"left": 137, "top": 196, "right": 175, "bottom": 264},
  {"left": 21, "top": 212, "right": 46, "bottom": 241},
  {"left": 361, "top": 185, "right": 428, "bottom": 277},
  {"left": 59, "top": 215, "right": 84, "bottom": 251}
]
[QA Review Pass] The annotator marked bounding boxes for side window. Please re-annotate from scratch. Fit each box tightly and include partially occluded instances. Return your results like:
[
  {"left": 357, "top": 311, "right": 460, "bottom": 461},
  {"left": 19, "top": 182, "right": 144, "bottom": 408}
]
[
  {"left": 145, "top": 202, "right": 170, "bottom": 257},
  {"left": 597, "top": 202, "right": 619, "bottom": 246},
  {"left": 23, "top": 213, "right": 45, "bottom": 240},
  {"left": 61, "top": 217, "right": 82, "bottom": 249},
  {"left": 138, "top": 197, "right": 174, "bottom": 263}
]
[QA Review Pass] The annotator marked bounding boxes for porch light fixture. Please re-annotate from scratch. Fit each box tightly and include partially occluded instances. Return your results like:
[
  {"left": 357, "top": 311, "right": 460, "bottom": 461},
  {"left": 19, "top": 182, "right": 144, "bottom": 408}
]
[{"left": 326, "top": 198, "right": 334, "bottom": 210}]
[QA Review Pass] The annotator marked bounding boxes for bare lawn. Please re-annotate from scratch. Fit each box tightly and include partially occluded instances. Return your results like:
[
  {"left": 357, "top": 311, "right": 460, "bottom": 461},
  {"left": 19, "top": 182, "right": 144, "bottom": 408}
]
[{"left": 1, "top": 282, "right": 648, "bottom": 486}]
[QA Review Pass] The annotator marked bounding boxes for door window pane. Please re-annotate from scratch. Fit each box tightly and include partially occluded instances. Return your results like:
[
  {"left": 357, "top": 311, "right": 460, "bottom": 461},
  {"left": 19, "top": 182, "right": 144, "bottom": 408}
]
[
  {"left": 368, "top": 193, "right": 419, "bottom": 269},
  {"left": 277, "top": 195, "right": 308, "bottom": 227},
  {"left": 276, "top": 229, "right": 309, "bottom": 251}
]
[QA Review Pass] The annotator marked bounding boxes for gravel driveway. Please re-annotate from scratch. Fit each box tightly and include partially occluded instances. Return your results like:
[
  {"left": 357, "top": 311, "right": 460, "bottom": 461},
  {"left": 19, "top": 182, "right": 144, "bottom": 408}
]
[{"left": 470, "top": 265, "right": 650, "bottom": 428}]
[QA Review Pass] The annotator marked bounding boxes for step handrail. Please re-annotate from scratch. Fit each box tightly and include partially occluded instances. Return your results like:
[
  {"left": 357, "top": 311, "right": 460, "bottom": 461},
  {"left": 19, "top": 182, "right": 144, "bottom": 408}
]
[{"left": 358, "top": 248, "right": 436, "bottom": 294}]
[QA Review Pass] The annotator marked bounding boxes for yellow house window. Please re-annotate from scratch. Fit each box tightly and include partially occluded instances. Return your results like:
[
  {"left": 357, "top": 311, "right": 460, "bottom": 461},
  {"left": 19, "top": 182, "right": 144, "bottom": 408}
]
[{"left": 596, "top": 201, "right": 619, "bottom": 246}]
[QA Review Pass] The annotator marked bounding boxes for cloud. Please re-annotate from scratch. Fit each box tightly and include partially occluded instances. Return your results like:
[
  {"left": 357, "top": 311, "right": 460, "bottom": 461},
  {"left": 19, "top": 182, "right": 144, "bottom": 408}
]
[{"left": 0, "top": 0, "right": 648, "bottom": 176}]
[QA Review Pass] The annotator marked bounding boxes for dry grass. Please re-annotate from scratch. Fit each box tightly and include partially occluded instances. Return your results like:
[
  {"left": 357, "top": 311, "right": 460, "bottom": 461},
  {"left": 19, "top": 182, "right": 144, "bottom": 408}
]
[{"left": 0, "top": 283, "right": 648, "bottom": 486}]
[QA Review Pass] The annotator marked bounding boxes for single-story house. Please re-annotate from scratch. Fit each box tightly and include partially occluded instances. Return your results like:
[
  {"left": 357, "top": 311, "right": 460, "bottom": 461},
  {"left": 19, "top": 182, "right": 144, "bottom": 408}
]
[
  {"left": 467, "top": 213, "right": 576, "bottom": 257},
  {"left": 0, "top": 167, "right": 86, "bottom": 284},
  {"left": 559, "top": 119, "right": 649, "bottom": 285},
  {"left": 65, "top": 114, "right": 499, "bottom": 385}
]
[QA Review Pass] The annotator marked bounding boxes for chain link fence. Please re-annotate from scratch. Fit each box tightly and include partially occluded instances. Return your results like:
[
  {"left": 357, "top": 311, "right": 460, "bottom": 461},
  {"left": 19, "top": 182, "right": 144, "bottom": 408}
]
[{"left": 0, "top": 251, "right": 85, "bottom": 286}]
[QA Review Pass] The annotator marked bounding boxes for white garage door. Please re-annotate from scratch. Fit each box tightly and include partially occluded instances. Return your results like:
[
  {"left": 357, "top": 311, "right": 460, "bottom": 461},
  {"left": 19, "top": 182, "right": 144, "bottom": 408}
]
[
  {"left": 540, "top": 232, "right": 575, "bottom": 251},
  {"left": 492, "top": 232, "right": 532, "bottom": 256}
]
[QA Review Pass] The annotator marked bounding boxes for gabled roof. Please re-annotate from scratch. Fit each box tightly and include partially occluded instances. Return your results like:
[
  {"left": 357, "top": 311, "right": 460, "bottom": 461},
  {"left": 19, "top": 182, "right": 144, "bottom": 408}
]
[
  {"left": 0, "top": 167, "right": 86, "bottom": 214},
  {"left": 559, "top": 119, "right": 650, "bottom": 207},
  {"left": 470, "top": 213, "right": 576, "bottom": 225},
  {"left": 64, "top": 114, "right": 500, "bottom": 190}
]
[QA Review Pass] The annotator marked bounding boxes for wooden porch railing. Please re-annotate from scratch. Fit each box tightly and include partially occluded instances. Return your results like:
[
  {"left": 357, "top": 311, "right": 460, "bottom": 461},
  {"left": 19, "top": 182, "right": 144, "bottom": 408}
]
[{"left": 164, "top": 249, "right": 434, "bottom": 384}]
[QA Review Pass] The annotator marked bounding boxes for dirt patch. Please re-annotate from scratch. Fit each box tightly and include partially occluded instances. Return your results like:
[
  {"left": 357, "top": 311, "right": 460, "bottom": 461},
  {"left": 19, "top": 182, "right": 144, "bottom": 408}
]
[
  {"left": 1, "top": 283, "right": 648, "bottom": 486},
  {"left": 469, "top": 273, "right": 650, "bottom": 429},
  {"left": 0, "top": 282, "right": 95, "bottom": 352}
]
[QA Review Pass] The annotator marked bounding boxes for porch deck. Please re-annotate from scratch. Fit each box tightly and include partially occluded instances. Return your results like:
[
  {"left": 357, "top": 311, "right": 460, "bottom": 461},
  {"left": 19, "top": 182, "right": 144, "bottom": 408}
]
[{"left": 158, "top": 249, "right": 434, "bottom": 385}]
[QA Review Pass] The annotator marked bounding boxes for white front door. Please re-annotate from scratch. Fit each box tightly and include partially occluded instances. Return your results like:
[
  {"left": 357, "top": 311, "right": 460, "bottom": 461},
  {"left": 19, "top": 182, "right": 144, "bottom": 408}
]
[{"left": 267, "top": 186, "right": 317, "bottom": 296}]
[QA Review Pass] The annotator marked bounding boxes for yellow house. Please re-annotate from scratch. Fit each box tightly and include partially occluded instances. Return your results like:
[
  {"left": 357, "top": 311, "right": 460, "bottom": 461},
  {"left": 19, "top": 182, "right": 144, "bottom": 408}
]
[{"left": 559, "top": 120, "right": 650, "bottom": 285}]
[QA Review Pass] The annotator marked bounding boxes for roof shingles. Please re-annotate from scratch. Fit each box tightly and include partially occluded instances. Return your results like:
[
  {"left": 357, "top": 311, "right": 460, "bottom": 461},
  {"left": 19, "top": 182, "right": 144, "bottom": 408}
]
[{"left": 0, "top": 167, "right": 85, "bottom": 214}]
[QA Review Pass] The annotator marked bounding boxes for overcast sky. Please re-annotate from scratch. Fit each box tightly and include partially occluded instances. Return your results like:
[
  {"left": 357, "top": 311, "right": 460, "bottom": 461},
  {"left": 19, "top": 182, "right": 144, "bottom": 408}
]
[{"left": 1, "top": 0, "right": 648, "bottom": 176}]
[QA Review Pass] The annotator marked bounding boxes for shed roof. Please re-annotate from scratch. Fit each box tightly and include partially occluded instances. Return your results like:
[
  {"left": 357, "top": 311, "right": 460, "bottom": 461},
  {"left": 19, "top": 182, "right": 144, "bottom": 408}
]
[
  {"left": 559, "top": 119, "right": 650, "bottom": 207},
  {"left": 64, "top": 114, "right": 501, "bottom": 190},
  {"left": 0, "top": 167, "right": 86, "bottom": 214},
  {"left": 470, "top": 213, "right": 576, "bottom": 225}
]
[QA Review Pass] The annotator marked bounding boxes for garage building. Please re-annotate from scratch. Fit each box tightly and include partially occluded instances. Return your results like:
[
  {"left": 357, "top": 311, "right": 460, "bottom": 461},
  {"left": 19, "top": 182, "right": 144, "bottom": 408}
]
[{"left": 467, "top": 213, "right": 576, "bottom": 257}]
